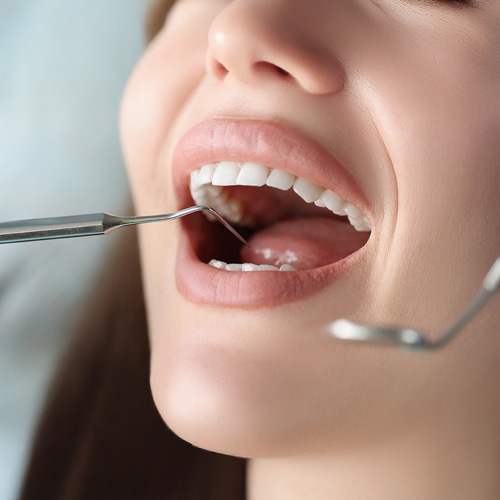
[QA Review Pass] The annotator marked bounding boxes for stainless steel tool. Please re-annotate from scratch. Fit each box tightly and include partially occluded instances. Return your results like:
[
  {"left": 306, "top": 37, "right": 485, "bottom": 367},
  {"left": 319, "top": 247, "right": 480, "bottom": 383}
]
[
  {"left": 0, "top": 205, "right": 248, "bottom": 246},
  {"left": 326, "top": 257, "right": 500, "bottom": 351}
]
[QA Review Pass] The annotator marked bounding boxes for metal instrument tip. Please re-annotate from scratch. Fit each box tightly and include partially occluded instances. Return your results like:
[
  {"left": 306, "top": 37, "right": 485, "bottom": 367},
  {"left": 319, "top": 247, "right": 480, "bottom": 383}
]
[{"left": 201, "top": 206, "right": 250, "bottom": 248}]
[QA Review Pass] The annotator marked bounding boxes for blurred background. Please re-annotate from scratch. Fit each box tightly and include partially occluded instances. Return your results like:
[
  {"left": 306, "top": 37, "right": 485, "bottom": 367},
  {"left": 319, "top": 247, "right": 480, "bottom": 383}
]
[{"left": 0, "top": 1, "right": 147, "bottom": 498}]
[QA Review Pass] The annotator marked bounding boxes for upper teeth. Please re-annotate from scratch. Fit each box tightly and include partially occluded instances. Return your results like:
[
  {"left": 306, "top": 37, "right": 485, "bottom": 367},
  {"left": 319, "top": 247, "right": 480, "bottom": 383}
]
[{"left": 189, "top": 162, "right": 372, "bottom": 232}]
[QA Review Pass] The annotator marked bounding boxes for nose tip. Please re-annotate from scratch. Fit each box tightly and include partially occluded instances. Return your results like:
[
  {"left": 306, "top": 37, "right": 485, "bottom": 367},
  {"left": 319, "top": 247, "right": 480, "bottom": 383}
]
[{"left": 206, "top": 3, "right": 345, "bottom": 96}]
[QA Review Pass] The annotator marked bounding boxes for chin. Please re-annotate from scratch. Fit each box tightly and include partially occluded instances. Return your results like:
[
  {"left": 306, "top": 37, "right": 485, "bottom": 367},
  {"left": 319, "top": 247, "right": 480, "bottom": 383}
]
[
  {"left": 147, "top": 302, "right": 342, "bottom": 459},
  {"left": 150, "top": 356, "right": 292, "bottom": 458}
]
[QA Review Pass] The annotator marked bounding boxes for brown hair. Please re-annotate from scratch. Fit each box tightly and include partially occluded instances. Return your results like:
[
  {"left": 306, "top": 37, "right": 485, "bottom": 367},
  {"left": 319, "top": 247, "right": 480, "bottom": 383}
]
[{"left": 18, "top": 2, "right": 246, "bottom": 498}]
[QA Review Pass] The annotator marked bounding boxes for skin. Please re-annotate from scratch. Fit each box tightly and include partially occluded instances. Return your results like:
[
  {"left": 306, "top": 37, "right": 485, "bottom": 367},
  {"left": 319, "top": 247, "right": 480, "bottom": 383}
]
[{"left": 120, "top": 0, "right": 500, "bottom": 498}]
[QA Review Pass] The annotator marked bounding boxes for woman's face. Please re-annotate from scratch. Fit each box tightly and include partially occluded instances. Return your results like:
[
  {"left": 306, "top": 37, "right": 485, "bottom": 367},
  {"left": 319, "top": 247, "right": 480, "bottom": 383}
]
[{"left": 121, "top": 0, "right": 500, "bottom": 457}]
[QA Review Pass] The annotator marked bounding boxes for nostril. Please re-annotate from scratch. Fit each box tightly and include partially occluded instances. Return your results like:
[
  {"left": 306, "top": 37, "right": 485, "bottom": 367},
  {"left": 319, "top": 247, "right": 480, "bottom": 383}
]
[
  {"left": 275, "top": 66, "right": 290, "bottom": 77},
  {"left": 215, "top": 61, "right": 229, "bottom": 76},
  {"left": 254, "top": 61, "right": 292, "bottom": 80},
  {"left": 208, "top": 55, "right": 230, "bottom": 80}
]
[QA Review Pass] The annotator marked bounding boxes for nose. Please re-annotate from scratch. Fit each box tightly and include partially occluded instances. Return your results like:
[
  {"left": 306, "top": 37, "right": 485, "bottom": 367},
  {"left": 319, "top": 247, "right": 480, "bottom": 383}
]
[{"left": 206, "top": 0, "right": 345, "bottom": 96}]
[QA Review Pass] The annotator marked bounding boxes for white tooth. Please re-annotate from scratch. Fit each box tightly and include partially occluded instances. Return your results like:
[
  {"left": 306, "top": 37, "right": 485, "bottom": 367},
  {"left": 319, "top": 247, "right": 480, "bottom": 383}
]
[
  {"left": 279, "top": 264, "right": 297, "bottom": 271},
  {"left": 200, "top": 188, "right": 229, "bottom": 221},
  {"left": 345, "top": 206, "right": 372, "bottom": 232},
  {"left": 194, "top": 184, "right": 223, "bottom": 204},
  {"left": 258, "top": 264, "right": 279, "bottom": 271},
  {"left": 344, "top": 204, "right": 363, "bottom": 221},
  {"left": 237, "top": 162, "right": 269, "bottom": 186},
  {"left": 190, "top": 187, "right": 206, "bottom": 206},
  {"left": 189, "top": 170, "right": 201, "bottom": 193},
  {"left": 352, "top": 221, "right": 371, "bottom": 232},
  {"left": 266, "top": 169, "right": 295, "bottom": 191},
  {"left": 349, "top": 217, "right": 362, "bottom": 230},
  {"left": 351, "top": 217, "right": 372, "bottom": 232},
  {"left": 344, "top": 204, "right": 372, "bottom": 232},
  {"left": 208, "top": 195, "right": 231, "bottom": 220},
  {"left": 242, "top": 263, "right": 259, "bottom": 271},
  {"left": 212, "top": 162, "right": 240, "bottom": 186},
  {"left": 321, "top": 190, "right": 347, "bottom": 215},
  {"left": 293, "top": 177, "right": 323, "bottom": 203},
  {"left": 190, "top": 169, "right": 200, "bottom": 189},
  {"left": 198, "top": 164, "right": 216, "bottom": 184},
  {"left": 222, "top": 198, "right": 245, "bottom": 223},
  {"left": 314, "top": 198, "right": 326, "bottom": 208},
  {"left": 209, "top": 259, "right": 227, "bottom": 269},
  {"left": 190, "top": 166, "right": 224, "bottom": 205},
  {"left": 227, "top": 263, "right": 244, "bottom": 272}
]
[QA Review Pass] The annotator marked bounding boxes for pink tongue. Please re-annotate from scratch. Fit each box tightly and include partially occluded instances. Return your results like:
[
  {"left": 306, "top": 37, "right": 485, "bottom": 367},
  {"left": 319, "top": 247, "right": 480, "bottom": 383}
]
[{"left": 240, "top": 217, "right": 369, "bottom": 271}]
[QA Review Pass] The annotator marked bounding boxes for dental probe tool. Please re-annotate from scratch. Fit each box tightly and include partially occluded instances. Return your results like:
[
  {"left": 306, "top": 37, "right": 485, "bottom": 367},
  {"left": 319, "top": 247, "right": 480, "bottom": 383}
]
[
  {"left": 326, "top": 257, "right": 500, "bottom": 351},
  {"left": 0, "top": 205, "right": 248, "bottom": 246}
]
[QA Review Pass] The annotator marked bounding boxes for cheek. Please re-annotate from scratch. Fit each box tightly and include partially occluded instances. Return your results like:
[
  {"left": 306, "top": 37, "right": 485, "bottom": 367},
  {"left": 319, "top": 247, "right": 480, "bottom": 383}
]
[
  {"left": 350, "top": 20, "right": 500, "bottom": 332},
  {"left": 120, "top": 41, "right": 206, "bottom": 213}
]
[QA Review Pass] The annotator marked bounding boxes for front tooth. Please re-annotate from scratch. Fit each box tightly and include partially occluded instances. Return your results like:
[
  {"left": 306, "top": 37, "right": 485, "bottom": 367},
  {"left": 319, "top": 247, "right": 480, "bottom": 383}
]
[
  {"left": 237, "top": 162, "right": 269, "bottom": 186},
  {"left": 212, "top": 162, "right": 240, "bottom": 186},
  {"left": 266, "top": 169, "right": 295, "bottom": 191},
  {"left": 321, "top": 190, "right": 347, "bottom": 215},
  {"left": 198, "top": 164, "right": 216, "bottom": 184},
  {"left": 314, "top": 197, "right": 326, "bottom": 208},
  {"left": 227, "top": 263, "right": 244, "bottom": 272},
  {"left": 242, "top": 263, "right": 259, "bottom": 271},
  {"left": 293, "top": 178, "right": 323, "bottom": 203}
]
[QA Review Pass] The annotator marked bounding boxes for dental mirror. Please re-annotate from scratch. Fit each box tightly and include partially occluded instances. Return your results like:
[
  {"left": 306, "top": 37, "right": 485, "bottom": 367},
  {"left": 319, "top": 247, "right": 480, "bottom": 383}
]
[{"left": 326, "top": 257, "right": 500, "bottom": 351}]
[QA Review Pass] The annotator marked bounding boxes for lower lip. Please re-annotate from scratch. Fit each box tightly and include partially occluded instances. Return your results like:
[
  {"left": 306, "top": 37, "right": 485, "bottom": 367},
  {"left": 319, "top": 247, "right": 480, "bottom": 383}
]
[{"left": 175, "top": 219, "right": 369, "bottom": 308}]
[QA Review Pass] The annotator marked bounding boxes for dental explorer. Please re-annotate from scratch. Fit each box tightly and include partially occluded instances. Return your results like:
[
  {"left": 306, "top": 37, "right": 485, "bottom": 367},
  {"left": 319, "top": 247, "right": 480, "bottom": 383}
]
[
  {"left": 326, "top": 257, "right": 500, "bottom": 351},
  {"left": 0, "top": 205, "right": 248, "bottom": 246}
]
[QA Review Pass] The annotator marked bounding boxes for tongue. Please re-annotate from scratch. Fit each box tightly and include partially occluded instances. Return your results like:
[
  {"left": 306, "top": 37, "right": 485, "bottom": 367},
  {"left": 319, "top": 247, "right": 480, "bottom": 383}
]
[{"left": 240, "top": 217, "right": 370, "bottom": 270}]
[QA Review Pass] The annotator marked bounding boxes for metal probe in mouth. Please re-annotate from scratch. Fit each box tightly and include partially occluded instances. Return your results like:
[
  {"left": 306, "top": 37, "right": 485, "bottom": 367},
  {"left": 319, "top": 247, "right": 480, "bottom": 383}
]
[
  {"left": 326, "top": 257, "right": 500, "bottom": 351},
  {"left": 0, "top": 205, "right": 249, "bottom": 247}
]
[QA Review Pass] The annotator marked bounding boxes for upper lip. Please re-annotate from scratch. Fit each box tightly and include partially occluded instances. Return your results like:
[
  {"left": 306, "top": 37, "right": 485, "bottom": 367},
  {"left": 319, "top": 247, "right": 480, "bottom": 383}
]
[{"left": 172, "top": 118, "right": 373, "bottom": 221}]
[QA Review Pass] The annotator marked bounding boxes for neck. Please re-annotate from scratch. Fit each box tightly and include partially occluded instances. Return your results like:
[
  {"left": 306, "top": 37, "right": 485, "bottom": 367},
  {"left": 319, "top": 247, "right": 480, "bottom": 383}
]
[{"left": 247, "top": 405, "right": 500, "bottom": 500}]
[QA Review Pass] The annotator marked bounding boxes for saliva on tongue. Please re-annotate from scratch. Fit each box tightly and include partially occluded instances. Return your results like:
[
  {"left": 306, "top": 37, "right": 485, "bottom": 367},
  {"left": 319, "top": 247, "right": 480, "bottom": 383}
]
[{"left": 240, "top": 217, "right": 369, "bottom": 271}]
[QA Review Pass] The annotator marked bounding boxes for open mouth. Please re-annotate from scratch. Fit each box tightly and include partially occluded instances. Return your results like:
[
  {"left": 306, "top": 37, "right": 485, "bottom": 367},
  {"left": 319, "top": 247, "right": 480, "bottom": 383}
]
[
  {"left": 187, "top": 161, "right": 372, "bottom": 272},
  {"left": 172, "top": 119, "right": 374, "bottom": 306}
]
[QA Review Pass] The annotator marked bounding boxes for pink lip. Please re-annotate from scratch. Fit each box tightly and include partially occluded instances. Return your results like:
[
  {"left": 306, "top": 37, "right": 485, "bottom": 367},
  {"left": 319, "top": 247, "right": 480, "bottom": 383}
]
[
  {"left": 172, "top": 118, "right": 372, "bottom": 308},
  {"left": 173, "top": 119, "right": 372, "bottom": 217}
]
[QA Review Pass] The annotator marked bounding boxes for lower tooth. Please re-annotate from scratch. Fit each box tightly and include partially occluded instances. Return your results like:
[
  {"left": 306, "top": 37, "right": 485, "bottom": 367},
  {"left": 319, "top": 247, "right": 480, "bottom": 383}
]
[
  {"left": 208, "top": 259, "right": 227, "bottom": 269},
  {"left": 259, "top": 264, "right": 279, "bottom": 271},
  {"left": 242, "top": 263, "right": 259, "bottom": 271},
  {"left": 208, "top": 260, "right": 297, "bottom": 272},
  {"left": 227, "top": 263, "right": 243, "bottom": 271},
  {"left": 279, "top": 264, "right": 297, "bottom": 271}
]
